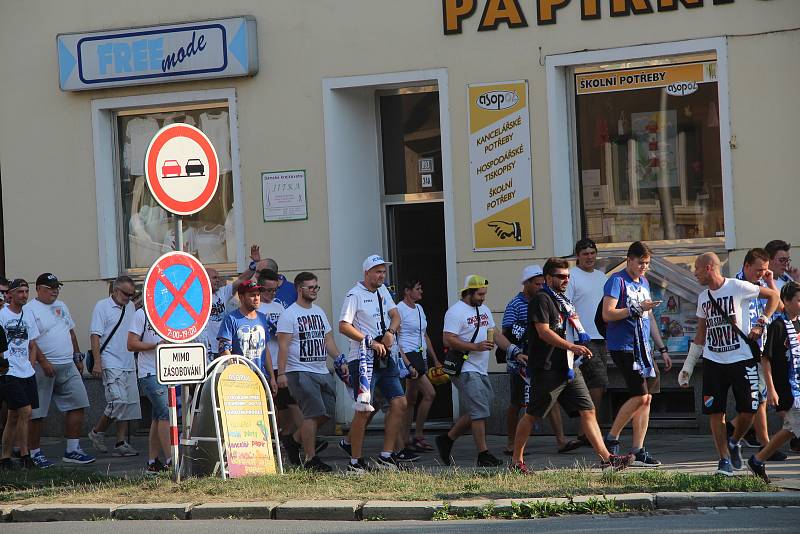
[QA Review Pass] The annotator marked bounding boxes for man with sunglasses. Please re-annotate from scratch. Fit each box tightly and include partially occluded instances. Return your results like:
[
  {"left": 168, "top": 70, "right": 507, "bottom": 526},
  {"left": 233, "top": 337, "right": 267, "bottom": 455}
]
[
  {"left": 24, "top": 274, "right": 94, "bottom": 468},
  {"left": 766, "top": 240, "right": 798, "bottom": 292},
  {"left": 87, "top": 276, "right": 141, "bottom": 457},
  {"left": 277, "top": 272, "right": 344, "bottom": 471},
  {"left": 601, "top": 241, "right": 670, "bottom": 468},
  {"left": 0, "top": 279, "right": 39, "bottom": 469},
  {"left": 511, "top": 259, "right": 631, "bottom": 473}
]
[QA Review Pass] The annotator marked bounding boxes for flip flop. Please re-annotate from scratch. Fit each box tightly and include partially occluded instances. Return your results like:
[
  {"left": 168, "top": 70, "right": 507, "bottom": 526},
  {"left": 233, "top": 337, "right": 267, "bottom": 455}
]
[{"left": 558, "top": 440, "right": 583, "bottom": 454}]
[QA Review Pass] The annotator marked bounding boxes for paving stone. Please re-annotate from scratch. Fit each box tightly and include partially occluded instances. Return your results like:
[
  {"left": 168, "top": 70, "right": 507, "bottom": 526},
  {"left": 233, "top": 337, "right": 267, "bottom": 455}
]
[
  {"left": 655, "top": 492, "right": 694, "bottom": 509},
  {"left": 607, "top": 492, "right": 655, "bottom": 509},
  {"left": 447, "top": 499, "right": 493, "bottom": 514},
  {"left": 362, "top": 500, "right": 443, "bottom": 520},
  {"left": 114, "top": 503, "right": 191, "bottom": 520},
  {"left": 492, "top": 497, "right": 570, "bottom": 513},
  {"left": 275, "top": 500, "right": 363, "bottom": 521},
  {"left": 189, "top": 501, "right": 279, "bottom": 520},
  {"left": 12, "top": 504, "right": 115, "bottom": 522}
]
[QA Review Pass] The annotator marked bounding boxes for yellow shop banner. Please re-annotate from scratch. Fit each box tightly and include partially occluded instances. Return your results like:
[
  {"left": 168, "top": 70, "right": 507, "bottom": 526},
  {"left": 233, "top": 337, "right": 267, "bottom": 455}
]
[
  {"left": 468, "top": 80, "right": 534, "bottom": 250},
  {"left": 217, "top": 363, "right": 277, "bottom": 477}
]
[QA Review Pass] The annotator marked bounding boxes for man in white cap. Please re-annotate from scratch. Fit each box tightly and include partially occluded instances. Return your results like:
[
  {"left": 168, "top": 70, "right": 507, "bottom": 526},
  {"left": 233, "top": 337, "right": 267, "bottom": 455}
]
[
  {"left": 437, "top": 274, "right": 520, "bottom": 467},
  {"left": 339, "top": 254, "right": 406, "bottom": 473}
]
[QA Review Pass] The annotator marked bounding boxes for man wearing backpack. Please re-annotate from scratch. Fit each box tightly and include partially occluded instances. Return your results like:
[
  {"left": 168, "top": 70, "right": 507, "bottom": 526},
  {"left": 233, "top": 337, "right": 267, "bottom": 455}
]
[{"left": 601, "top": 241, "right": 671, "bottom": 467}]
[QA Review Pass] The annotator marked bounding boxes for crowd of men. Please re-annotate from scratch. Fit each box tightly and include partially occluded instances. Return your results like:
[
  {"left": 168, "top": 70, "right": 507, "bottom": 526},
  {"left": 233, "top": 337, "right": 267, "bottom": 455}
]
[{"left": 1, "top": 239, "right": 798, "bottom": 480}]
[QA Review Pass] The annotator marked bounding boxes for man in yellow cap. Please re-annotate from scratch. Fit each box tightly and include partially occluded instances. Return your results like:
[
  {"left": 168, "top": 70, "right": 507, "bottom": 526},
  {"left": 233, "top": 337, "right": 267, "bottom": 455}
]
[{"left": 437, "top": 275, "right": 521, "bottom": 467}]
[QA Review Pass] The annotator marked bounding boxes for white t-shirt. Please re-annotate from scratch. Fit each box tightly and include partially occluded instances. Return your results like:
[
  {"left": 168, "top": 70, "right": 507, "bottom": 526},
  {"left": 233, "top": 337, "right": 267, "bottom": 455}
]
[
  {"left": 443, "top": 300, "right": 495, "bottom": 375},
  {"left": 23, "top": 299, "right": 75, "bottom": 364},
  {"left": 123, "top": 117, "right": 160, "bottom": 175},
  {"left": 259, "top": 300, "right": 285, "bottom": 370},
  {"left": 397, "top": 301, "right": 428, "bottom": 354},
  {"left": 339, "top": 283, "right": 397, "bottom": 362},
  {"left": 205, "top": 284, "right": 235, "bottom": 353},
  {"left": 0, "top": 307, "right": 40, "bottom": 378},
  {"left": 129, "top": 308, "right": 165, "bottom": 377},
  {"left": 277, "top": 303, "right": 333, "bottom": 374},
  {"left": 89, "top": 296, "right": 136, "bottom": 370},
  {"left": 696, "top": 278, "right": 761, "bottom": 364},
  {"left": 566, "top": 267, "right": 607, "bottom": 340}
]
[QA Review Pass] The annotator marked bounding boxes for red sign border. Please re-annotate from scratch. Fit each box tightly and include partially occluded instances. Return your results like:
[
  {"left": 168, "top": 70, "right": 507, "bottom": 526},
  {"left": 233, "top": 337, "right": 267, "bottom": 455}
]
[
  {"left": 144, "top": 251, "right": 212, "bottom": 343},
  {"left": 144, "top": 124, "right": 220, "bottom": 216}
]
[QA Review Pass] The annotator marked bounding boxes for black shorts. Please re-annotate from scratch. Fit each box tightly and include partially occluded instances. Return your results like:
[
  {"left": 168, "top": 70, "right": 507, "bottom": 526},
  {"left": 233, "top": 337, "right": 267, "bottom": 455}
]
[
  {"left": 275, "top": 385, "right": 297, "bottom": 410},
  {"left": 580, "top": 340, "right": 609, "bottom": 390},
  {"left": 702, "top": 359, "right": 760, "bottom": 415},
  {"left": 0, "top": 375, "right": 39, "bottom": 410},
  {"left": 610, "top": 350, "right": 661, "bottom": 396},
  {"left": 527, "top": 369, "right": 594, "bottom": 418},
  {"left": 405, "top": 351, "right": 428, "bottom": 377},
  {"left": 509, "top": 373, "right": 525, "bottom": 406}
]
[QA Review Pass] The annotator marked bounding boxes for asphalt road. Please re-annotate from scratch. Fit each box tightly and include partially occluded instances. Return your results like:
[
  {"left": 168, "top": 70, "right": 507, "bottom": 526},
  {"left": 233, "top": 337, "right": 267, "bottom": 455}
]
[{"left": 3, "top": 507, "right": 798, "bottom": 533}]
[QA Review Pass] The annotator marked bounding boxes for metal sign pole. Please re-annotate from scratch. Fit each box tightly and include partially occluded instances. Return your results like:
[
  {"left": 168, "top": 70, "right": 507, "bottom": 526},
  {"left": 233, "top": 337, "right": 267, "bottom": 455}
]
[{"left": 174, "top": 216, "right": 185, "bottom": 481}]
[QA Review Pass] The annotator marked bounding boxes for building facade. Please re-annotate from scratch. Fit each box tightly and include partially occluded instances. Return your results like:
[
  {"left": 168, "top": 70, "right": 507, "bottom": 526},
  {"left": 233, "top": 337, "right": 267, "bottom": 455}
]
[{"left": 1, "top": 0, "right": 798, "bottom": 432}]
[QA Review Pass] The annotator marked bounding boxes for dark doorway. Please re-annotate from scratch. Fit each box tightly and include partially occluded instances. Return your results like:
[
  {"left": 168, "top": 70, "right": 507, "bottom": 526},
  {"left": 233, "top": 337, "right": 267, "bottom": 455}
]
[{"left": 386, "top": 202, "right": 451, "bottom": 421}]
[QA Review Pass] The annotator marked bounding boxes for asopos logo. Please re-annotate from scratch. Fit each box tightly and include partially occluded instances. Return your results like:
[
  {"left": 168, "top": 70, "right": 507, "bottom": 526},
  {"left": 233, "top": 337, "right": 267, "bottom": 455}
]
[
  {"left": 665, "top": 81, "right": 698, "bottom": 97},
  {"left": 477, "top": 90, "right": 519, "bottom": 111}
]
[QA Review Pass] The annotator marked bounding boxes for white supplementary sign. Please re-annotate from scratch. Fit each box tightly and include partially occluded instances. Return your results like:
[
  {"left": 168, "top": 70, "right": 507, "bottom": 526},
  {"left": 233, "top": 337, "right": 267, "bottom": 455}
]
[
  {"left": 157, "top": 343, "right": 207, "bottom": 385},
  {"left": 57, "top": 16, "right": 258, "bottom": 91},
  {"left": 262, "top": 170, "right": 308, "bottom": 222}
]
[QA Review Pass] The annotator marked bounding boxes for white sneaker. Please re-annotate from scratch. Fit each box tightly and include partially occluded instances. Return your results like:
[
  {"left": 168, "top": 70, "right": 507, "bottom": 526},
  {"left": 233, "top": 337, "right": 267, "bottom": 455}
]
[
  {"left": 88, "top": 430, "right": 108, "bottom": 453},
  {"left": 112, "top": 441, "right": 139, "bottom": 457}
]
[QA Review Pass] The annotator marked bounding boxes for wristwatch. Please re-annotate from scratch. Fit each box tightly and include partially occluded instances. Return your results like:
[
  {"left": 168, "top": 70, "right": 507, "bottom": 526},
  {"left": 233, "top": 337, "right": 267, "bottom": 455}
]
[
  {"left": 657, "top": 346, "right": 669, "bottom": 354},
  {"left": 387, "top": 328, "right": 397, "bottom": 336},
  {"left": 248, "top": 259, "right": 258, "bottom": 272}
]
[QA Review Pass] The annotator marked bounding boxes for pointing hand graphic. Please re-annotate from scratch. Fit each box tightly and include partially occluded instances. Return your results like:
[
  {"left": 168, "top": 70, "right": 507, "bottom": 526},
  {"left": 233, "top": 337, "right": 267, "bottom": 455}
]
[{"left": 487, "top": 220, "right": 522, "bottom": 241}]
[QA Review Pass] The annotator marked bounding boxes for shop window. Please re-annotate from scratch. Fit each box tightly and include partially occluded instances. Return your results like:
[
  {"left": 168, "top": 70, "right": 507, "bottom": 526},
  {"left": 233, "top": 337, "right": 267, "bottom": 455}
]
[
  {"left": 574, "top": 53, "right": 724, "bottom": 244},
  {"left": 115, "top": 103, "right": 236, "bottom": 270},
  {"left": 379, "top": 88, "right": 443, "bottom": 195}
]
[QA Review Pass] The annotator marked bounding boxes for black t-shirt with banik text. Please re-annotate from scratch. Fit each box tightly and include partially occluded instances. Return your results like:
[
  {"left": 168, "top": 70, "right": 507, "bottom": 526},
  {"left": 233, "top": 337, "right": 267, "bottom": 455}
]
[
  {"left": 764, "top": 318, "right": 799, "bottom": 412},
  {"left": 527, "top": 291, "right": 568, "bottom": 373}
]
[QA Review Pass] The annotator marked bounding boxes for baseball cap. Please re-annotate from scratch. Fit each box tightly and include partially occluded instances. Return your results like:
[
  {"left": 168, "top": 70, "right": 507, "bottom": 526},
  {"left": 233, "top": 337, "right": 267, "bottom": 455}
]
[
  {"left": 8, "top": 278, "right": 29, "bottom": 291},
  {"left": 237, "top": 280, "right": 264, "bottom": 294},
  {"left": 520, "top": 265, "right": 544, "bottom": 284},
  {"left": 362, "top": 254, "right": 392, "bottom": 273},
  {"left": 461, "top": 274, "right": 489, "bottom": 293},
  {"left": 36, "top": 273, "right": 63, "bottom": 288}
]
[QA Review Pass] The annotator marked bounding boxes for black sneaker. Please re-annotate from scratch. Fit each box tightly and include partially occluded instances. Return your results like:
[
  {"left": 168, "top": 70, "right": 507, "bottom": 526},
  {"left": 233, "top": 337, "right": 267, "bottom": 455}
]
[
  {"left": 145, "top": 460, "right": 164, "bottom": 475},
  {"left": 346, "top": 458, "right": 369, "bottom": 475},
  {"left": 281, "top": 435, "right": 302, "bottom": 466},
  {"left": 631, "top": 448, "right": 662, "bottom": 467},
  {"left": 338, "top": 439, "right": 352, "bottom": 457},
  {"left": 436, "top": 433, "right": 454, "bottom": 466},
  {"left": 315, "top": 439, "right": 328, "bottom": 454},
  {"left": 728, "top": 439, "right": 743, "bottom": 470},
  {"left": 303, "top": 455, "right": 333, "bottom": 472},
  {"left": 601, "top": 453, "right": 632, "bottom": 472},
  {"left": 19, "top": 455, "right": 36, "bottom": 469},
  {"left": 760, "top": 447, "right": 788, "bottom": 461},
  {"left": 395, "top": 447, "right": 420, "bottom": 462},
  {"left": 742, "top": 430, "right": 762, "bottom": 448},
  {"left": 477, "top": 450, "right": 503, "bottom": 467},
  {"left": 372, "top": 454, "right": 400, "bottom": 471},
  {"left": 747, "top": 455, "right": 770, "bottom": 484},
  {"left": 790, "top": 437, "right": 800, "bottom": 452}
]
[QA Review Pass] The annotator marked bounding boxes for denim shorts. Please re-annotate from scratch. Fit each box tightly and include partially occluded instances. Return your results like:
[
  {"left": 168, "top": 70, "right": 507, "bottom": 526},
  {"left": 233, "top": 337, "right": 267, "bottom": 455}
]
[
  {"left": 348, "top": 354, "right": 405, "bottom": 402},
  {"left": 139, "top": 374, "right": 169, "bottom": 421}
]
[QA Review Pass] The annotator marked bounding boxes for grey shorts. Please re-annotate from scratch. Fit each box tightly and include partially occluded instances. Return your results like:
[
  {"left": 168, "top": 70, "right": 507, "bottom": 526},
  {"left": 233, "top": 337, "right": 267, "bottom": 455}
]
[
  {"left": 580, "top": 339, "right": 609, "bottom": 390},
  {"left": 102, "top": 368, "right": 142, "bottom": 421},
  {"left": 31, "top": 362, "right": 90, "bottom": 419},
  {"left": 783, "top": 406, "right": 800, "bottom": 437},
  {"left": 453, "top": 371, "right": 493, "bottom": 421},
  {"left": 287, "top": 371, "right": 336, "bottom": 420}
]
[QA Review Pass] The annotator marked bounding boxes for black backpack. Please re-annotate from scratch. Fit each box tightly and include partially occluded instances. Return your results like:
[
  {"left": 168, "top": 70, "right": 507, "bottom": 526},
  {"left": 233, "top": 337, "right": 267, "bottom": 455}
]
[{"left": 593, "top": 275, "right": 626, "bottom": 338}]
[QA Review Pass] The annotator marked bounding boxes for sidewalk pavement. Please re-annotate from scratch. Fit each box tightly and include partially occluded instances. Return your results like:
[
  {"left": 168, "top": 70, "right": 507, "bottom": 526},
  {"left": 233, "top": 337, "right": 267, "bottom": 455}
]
[{"left": 34, "top": 431, "right": 800, "bottom": 491}]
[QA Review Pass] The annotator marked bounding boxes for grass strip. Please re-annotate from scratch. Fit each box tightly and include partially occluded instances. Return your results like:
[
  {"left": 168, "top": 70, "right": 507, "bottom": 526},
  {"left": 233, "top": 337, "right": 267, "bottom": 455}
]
[
  {"left": 0, "top": 466, "right": 770, "bottom": 504},
  {"left": 431, "top": 497, "right": 627, "bottom": 520}
]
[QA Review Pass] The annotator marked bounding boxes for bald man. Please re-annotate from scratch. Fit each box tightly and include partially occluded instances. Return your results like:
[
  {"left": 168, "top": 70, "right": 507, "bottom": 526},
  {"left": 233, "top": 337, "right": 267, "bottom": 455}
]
[{"left": 691, "top": 252, "right": 779, "bottom": 476}]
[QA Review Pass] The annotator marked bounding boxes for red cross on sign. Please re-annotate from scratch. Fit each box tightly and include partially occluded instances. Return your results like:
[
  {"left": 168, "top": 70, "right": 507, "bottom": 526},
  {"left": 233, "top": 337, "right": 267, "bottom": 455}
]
[{"left": 144, "top": 251, "right": 212, "bottom": 343}]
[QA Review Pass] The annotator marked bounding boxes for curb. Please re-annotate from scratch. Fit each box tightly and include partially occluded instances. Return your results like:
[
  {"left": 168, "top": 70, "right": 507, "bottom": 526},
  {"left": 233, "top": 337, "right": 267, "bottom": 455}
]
[{"left": 4, "top": 492, "right": 800, "bottom": 522}]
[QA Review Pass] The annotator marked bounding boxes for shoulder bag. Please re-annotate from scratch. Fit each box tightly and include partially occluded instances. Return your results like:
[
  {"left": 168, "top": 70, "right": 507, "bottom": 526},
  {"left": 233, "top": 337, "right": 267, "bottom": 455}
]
[
  {"left": 442, "top": 306, "right": 481, "bottom": 377},
  {"left": 86, "top": 304, "right": 127, "bottom": 374}
]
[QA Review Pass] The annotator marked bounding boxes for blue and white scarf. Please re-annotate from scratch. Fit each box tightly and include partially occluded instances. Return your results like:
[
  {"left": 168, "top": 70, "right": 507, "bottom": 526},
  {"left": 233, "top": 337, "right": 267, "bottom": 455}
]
[
  {"left": 354, "top": 336, "right": 375, "bottom": 412},
  {"left": 783, "top": 315, "right": 800, "bottom": 409},
  {"left": 736, "top": 269, "right": 768, "bottom": 348},
  {"left": 627, "top": 300, "right": 656, "bottom": 379},
  {"left": 542, "top": 284, "right": 591, "bottom": 345},
  {"left": 506, "top": 357, "right": 530, "bottom": 406}
]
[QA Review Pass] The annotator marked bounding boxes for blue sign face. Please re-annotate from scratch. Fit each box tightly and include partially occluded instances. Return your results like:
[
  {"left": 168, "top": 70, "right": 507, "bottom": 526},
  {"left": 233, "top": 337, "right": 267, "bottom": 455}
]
[
  {"left": 57, "top": 16, "right": 258, "bottom": 91},
  {"left": 154, "top": 263, "right": 205, "bottom": 331}
]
